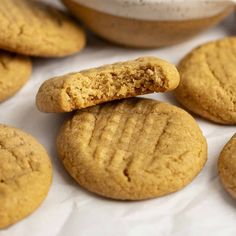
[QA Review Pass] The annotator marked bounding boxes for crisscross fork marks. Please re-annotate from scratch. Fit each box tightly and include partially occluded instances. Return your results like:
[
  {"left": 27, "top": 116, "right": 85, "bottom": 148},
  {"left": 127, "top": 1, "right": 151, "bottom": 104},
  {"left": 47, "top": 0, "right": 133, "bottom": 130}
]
[
  {"left": 204, "top": 44, "right": 236, "bottom": 111},
  {"left": 57, "top": 98, "right": 207, "bottom": 199},
  {"left": 144, "top": 116, "right": 171, "bottom": 170},
  {"left": 114, "top": 114, "right": 147, "bottom": 180},
  {"left": 105, "top": 115, "right": 138, "bottom": 171},
  {"left": 0, "top": 128, "right": 43, "bottom": 183},
  {"left": 92, "top": 111, "right": 122, "bottom": 165}
]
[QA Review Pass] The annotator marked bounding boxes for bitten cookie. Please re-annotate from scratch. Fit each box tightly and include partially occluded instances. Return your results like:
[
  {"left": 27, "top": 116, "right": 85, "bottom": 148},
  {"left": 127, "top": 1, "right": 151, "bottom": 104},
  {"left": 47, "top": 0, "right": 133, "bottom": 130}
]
[
  {"left": 36, "top": 57, "right": 180, "bottom": 113},
  {"left": 0, "top": 0, "right": 86, "bottom": 57},
  {"left": 218, "top": 134, "right": 236, "bottom": 199},
  {"left": 0, "top": 124, "right": 52, "bottom": 228},
  {"left": 57, "top": 98, "right": 207, "bottom": 200},
  {"left": 0, "top": 50, "right": 32, "bottom": 102},
  {"left": 175, "top": 37, "right": 236, "bottom": 124}
]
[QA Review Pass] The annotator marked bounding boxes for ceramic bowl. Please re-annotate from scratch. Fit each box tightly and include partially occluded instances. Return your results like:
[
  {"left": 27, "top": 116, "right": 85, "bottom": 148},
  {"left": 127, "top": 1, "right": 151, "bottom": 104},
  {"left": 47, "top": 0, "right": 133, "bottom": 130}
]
[{"left": 62, "top": 0, "right": 234, "bottom": 48}]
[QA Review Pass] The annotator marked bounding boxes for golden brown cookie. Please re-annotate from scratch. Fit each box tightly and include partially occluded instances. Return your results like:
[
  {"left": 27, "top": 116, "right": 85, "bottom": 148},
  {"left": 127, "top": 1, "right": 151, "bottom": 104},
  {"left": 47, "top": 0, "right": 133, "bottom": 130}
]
[
  {"left": 0, "top": 50, "right": 32, "bottom": 102},
  {"left": 175, "top": 37, "right": 236, "bottom": 124},
  {"left": 0, "top": 0, "right": 86, "bottom": 57},
  {"left": 0, "top": 124, "right": 52, "bottom": 228},
  {"left": 57, "top": 98, "right": 207, "bottom": 200},
  {"left": 218, "top": 133, "right": 236, "bottom": 199},
  {"left": 36, "top": 57, "right": 180, "bottom": 113}
]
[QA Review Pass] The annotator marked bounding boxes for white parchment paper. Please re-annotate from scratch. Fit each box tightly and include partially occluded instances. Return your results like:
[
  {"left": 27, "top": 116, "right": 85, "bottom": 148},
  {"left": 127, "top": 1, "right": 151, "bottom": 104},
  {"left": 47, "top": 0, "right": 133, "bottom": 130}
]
[{"left": 0, "top": 2, "right": 236, "bottom": 235}]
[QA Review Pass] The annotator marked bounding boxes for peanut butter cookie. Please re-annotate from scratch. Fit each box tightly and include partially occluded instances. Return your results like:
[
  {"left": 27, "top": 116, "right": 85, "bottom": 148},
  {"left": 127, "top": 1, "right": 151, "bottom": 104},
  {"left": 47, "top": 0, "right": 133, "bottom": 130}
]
[
  {"left": 57, "top": 98, "right": 207, "bottom": 200},
  {"left": 36, "top": 57, "right": 180, "bottom": 113},
  {"left": 0, "top": 50, "right": 32, "bottom": 102},
  {"left": 175, "top": 37, "right": 236, "bottom": 124},
  {"left": 0, "top": 124, "right": 52, "bottom": 228},
  {"left": 218, "top": 134, "right": 236, "bottom": 199},
  {"left": 0, "top": 0, "right": 85, "bottom": 57}
]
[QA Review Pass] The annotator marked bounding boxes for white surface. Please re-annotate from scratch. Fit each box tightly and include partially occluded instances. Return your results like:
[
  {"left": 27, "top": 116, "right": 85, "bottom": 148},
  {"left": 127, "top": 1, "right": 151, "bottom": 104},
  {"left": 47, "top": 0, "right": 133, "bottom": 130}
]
[
  {"left": 73, "top": 0, "right": 235, "bottom": 21},
  {"left": 1, "top": 6, "right": 236, "bottom": 236}
]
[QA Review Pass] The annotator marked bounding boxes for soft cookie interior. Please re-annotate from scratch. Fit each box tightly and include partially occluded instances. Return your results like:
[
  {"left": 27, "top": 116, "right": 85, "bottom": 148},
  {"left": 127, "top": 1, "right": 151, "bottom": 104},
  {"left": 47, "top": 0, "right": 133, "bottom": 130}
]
[{"left": 36, "top": 57, "right": 179, "bottom": 112}]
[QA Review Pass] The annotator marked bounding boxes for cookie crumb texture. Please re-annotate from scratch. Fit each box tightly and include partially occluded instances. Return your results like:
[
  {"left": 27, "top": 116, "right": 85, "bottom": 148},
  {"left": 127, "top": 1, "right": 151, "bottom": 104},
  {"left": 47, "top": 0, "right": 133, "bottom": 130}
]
[
  {"left": 57, "top": 98, "right": 207, "bottom": 200},
  {"left": 0, "top": 50, "right": 32, "bottom": 102},
  {"left": 175, "top": 37, "right": 236, "bottom": 124},
  {"left": 0, "top": 0, "right": 85, "bottom": 57},
  {"left": 36, "top": 57, "right": 180, "bottom": 113},
  {"left": 218, "top": 134, "right": 236, "bottom": 199},
  {"left": 0, "top": 125, "right": 52, "bottom": 228}
]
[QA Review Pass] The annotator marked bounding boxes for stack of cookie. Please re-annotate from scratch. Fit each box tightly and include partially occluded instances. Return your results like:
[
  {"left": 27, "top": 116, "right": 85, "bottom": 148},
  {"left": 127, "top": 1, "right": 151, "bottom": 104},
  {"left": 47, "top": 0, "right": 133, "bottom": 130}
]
[
  {"left": 0, "top": 0, "right": 85, "bottom": 102},
  {"left": 35, "top": 56, "right": 207, "bottom": 200},
  {"left": 35, "top": 38, "right": 236, "bottom": 203},
  {"left": 1, "top": 0, "right": 236, "bottom": 231}
]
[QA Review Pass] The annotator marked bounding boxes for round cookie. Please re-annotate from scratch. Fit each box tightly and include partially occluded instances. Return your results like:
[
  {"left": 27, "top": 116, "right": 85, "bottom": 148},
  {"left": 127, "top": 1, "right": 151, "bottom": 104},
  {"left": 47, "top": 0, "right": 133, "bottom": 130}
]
[
  {"left": 0, "top": 50, "right": 32, "bottom": 102},
  {"left": 0, "top": 0, "right": 86, "bottom": 57},
  {"left": 0, "top": 124, "right": 52, "bottom": 228},
  {"left": 57, "top": 98, "right": 207, "bottom": 200},
  {"left": 36, "top": 56, "right": 180, "bottom": 113},
  {"left": 218, "top": 134, "right": 236, "bottom": 199},
  {"left": 175, "top": 37, "right": 236, "bottom": 124}
]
